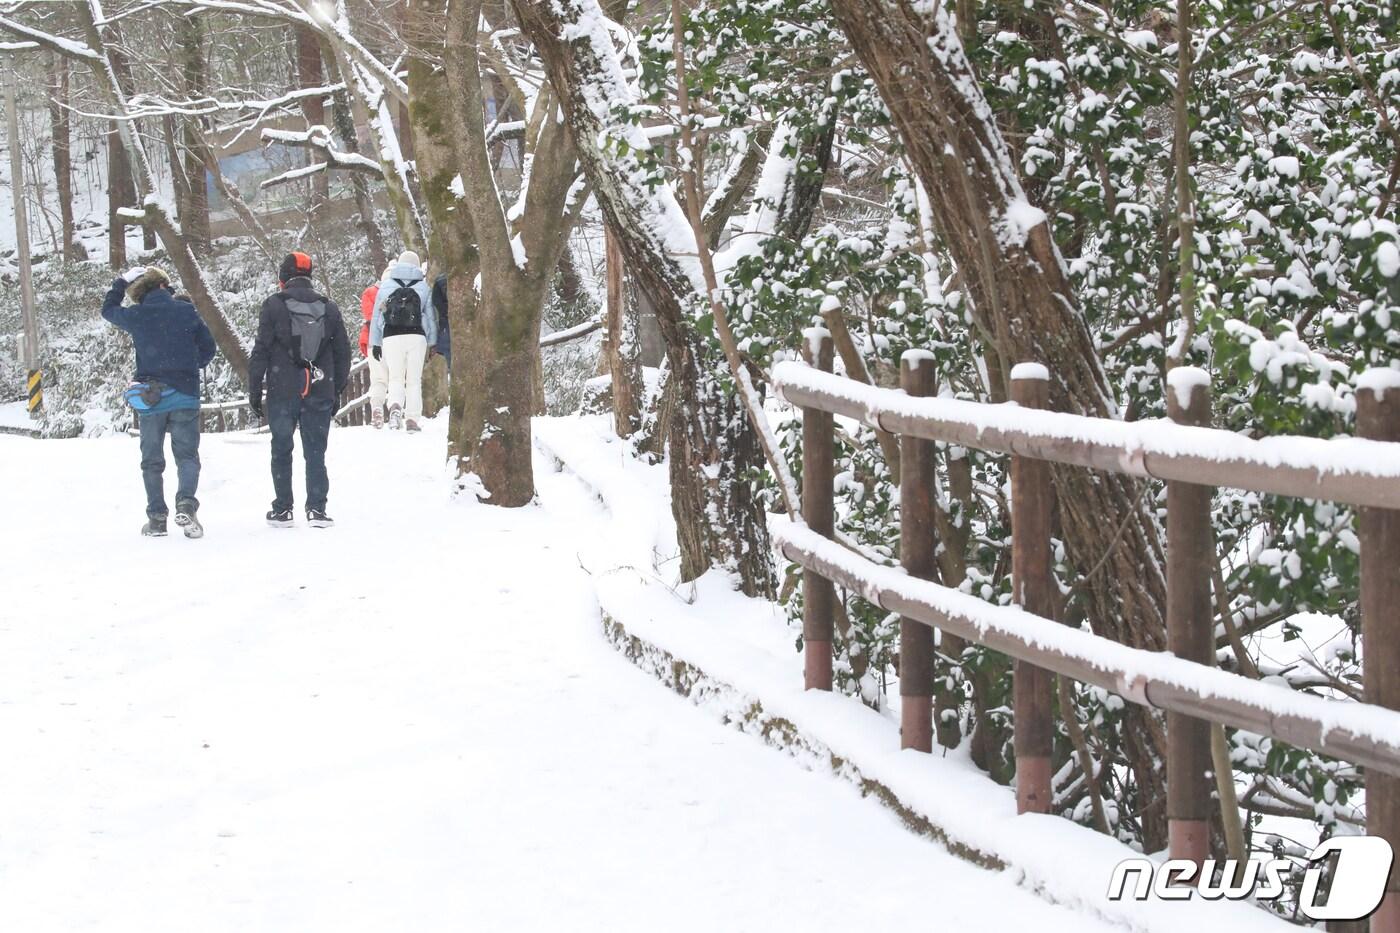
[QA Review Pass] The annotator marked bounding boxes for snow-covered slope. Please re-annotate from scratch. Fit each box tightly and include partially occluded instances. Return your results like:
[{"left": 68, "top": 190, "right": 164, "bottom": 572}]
[{"left": 0, "top": 418, "right": 1119, "bottom": 932}]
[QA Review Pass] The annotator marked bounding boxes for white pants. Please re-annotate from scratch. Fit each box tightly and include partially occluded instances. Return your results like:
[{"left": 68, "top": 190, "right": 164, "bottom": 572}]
[
  {"left": 382, "top": 333, "right": 428, "bottom": 420},
  {"left": 367, "top": 352, "right": 390, "bottom": 413}
]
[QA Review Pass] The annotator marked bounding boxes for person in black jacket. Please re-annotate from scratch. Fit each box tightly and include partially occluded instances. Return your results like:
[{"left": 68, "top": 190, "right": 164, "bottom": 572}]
[
  {"left": 248, "top": 252, "right": 351, "bottom": 528},
  {"left": 431, "top": 272, "right": 451, "bottom": 366}
]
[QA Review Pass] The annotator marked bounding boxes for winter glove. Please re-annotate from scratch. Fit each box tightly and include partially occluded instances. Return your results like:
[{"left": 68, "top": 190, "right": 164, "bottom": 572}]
[
  {"left": 427, "top": 347, "right": 438, "bottom": 359},
  {"left": 372, "top": 346, "right": 382, "bottom": 361},
  {"left": 122, "top": 266, "right": 148, "bottom": 284},
  {"left": 248, "top": 394, "right": 263, "bottom": 419}
]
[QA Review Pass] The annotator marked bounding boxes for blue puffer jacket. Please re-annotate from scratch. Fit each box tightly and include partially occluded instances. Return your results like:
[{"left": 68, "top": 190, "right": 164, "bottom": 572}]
[
  {"left": 369, "top": 262, "right": 436, "bottom": 349},
  {"left": 101, "top": 279, "right": 217, "bottom": 397}
]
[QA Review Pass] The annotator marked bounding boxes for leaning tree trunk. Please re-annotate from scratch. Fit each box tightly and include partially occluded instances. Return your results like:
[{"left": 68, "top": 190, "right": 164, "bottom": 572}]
[
  {"left": 829, "top": 0, "right": 1169, "bottom": 847},
  {"left": 514, "top": 0, "right": 775, "bottom": 596},
  {"left": 73, "top": 5, "right": 250, "bottom": 375}
]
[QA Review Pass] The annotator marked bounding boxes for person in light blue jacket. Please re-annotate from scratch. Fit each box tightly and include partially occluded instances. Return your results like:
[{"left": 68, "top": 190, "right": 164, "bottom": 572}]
[{"left": 369, "top": 250, "right": 436, "bottom": 431}]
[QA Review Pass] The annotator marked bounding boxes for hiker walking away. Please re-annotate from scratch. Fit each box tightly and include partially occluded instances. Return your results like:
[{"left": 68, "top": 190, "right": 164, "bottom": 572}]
[
  {"left": 369, "top": 250, "right": 436, "bottom": 432},
  {"left": 101, "top": 267, "right": 217, "bottom": 538},
  {"left": 359, "top": 268, "right": 391, "bottom": 428},
  {"left": 431, "top": 272, "right": 451, "bottom": 367},
  {"left": 248, "top": 252, "right": 351, "bottom": 528}
]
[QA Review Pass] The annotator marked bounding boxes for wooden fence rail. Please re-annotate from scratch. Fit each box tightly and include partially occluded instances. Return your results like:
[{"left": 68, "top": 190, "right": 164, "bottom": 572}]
[
  {"left": 197, "top": 358, "right": 373, "bottom": 433},
  {"left": 777, "top": 331, "right": 1400, "bottom": 929}
]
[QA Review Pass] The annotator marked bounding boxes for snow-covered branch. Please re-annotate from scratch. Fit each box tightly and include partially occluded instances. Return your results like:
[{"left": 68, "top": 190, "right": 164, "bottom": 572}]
[
  {"left": 261, "top": 124, "right": 382, "bottom": 175},
  {"left": 0, "top": 15, "right": 99, "bottom": 60}
]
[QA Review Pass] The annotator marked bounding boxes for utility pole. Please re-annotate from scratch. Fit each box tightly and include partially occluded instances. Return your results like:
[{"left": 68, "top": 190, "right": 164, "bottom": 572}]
[{"left": 5, "top": 62, "right": 40, "bottom": 417}]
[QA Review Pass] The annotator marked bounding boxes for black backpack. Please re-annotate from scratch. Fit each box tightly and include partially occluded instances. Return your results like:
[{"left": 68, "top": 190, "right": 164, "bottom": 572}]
[
  {"left": 286, "top": 297, "right": 328, "bottom": 366},
  {"left": 383, "top": 279, "right": 423, "bottom": 330}
]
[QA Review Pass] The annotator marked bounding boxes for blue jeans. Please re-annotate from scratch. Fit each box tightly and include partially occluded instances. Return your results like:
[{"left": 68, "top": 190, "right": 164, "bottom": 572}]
[
  {"left": 138, "top": 407, "right": 200, "bottom": 519},
  {"left": 268, "top": 396, "right": 333, "bottom": 512}
]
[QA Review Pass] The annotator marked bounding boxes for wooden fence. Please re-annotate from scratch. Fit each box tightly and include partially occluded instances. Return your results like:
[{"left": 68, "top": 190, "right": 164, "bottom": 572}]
[
  {"left": 775, "top": 330, "right": 1400, "bottom": 928},
  {"left": 198, "top": 358, "right": 373, "bottom": 433}
]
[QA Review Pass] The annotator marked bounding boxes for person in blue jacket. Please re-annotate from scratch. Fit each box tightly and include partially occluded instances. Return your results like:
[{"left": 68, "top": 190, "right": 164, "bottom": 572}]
[{"left": 101, "top": 266, "right": 217, "bottom": 538}]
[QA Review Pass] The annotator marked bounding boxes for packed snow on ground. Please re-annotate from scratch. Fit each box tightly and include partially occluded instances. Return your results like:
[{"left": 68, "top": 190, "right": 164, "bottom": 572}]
[
  {"left": 0, "top": 418, "right": 1120, "bottom": 933},
  {"left": 534, "top": 416, "right": 1293, "bottom": 933},
  {"left": 0, "top": 398, "right": 34, "bottom": 430}
]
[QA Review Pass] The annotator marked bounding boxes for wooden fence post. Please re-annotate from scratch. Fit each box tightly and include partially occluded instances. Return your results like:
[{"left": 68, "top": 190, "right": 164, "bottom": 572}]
[
  {"left": 900, "top": 350, "right": 936, "bottom": 751},
  {"left": 1358, "top": 370, "right": 1400, "bottom": 933},
  {"left": 1166, "top": 367, "right": 1215, "bottom": 865},
  {"left": 801, "top": 328, "right": 835, "bottom": 692},
  {"left": 1010, "top": 363, "right": 1054, "bottom": 814}
]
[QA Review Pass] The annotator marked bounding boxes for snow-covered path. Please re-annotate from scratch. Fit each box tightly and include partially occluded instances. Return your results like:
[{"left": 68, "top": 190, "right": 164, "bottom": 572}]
[{"left": 0, "top": 422, "right": 1118, "bottom": 932}]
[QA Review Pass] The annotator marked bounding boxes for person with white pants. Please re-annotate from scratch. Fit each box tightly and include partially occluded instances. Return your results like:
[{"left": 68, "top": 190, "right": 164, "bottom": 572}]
[
  {"left": 369, "top": 251, "right": 436, "bottom": 431},
  {"left": 359, "top": 273, "right": 392, "bottom": 427},
  {"left": 367, "top": 348, "right": 390, "bottom": 424}
]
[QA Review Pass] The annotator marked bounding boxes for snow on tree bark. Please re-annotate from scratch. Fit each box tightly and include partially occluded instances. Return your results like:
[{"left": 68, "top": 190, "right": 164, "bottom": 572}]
[{"left": 514, "top": 0, "right": 776, "bottom": 596}]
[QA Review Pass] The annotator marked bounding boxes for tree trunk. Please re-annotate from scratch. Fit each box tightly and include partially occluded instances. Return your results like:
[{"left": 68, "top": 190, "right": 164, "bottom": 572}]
[
  {"left": 177, "top": 15, "right": 211, "bottom": 255},
  {"left": 107, "top": 124, "right": 129, "bottom": 269},
  {"left": 48, "top": 54, "right": 78, "bottom": 262},
  {"left": 406, "top": 18, "right": 482, "bottom": 460},
  {"left": 829, "top": 0, "right": 1169, "bottom": 848},
  {"left": 436, "top": 0, "right": 581, "bottom": 506},
  {"left": 163, "top": 111, "right": 192, "bottom": 237},
  {"left": 604, "top": 226, "right": 643, "bottom": 437},
  {"left": 295, "top": 25, "right": 332, "bottom": 218},
  {"left": 82, "top": 9, "right": 249, "bottom": 376},
  {"left": 514, "top": 0, "right": 775, "bottom": 595}
]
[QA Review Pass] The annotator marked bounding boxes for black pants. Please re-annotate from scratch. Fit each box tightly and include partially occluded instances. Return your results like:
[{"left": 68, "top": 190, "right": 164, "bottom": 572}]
[{"left": 268, "top": 395, "right": 333, "bottom": 512}]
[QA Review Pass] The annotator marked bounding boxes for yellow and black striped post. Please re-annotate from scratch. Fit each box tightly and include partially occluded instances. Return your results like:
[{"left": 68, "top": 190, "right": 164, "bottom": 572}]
[{"left": 26, "top": 369, "right": 42, "bottom": 416}]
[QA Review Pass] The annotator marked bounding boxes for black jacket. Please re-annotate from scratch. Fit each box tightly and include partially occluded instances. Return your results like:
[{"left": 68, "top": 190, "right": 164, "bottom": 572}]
[
  {"left": 249, "top": 277, "right": 351, "bottom": 405},
  {"left": 431, "top": 273, "right": 451, "bottom": 358}
]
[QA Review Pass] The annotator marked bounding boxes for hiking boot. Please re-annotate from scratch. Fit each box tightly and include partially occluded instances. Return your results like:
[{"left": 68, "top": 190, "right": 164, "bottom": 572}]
[
  {"left": 141, "top": 516, "right": 168, "bottom": 537},
  {"left": 266, "top": 508, "right": 295, "bottom": 528},
  {"left": 406, "top": 418, "right": 422, "bottom": 433},
  {"left": 388, "top": 404, "right": 404, "bottom": 430},
  {"left": 372, "top": 407, "right": 385, "bottom": 429},
  {"left": 173, "top": 509, "right": 204, "bottom": 539},
  {"left": 306, "top": 509, "right": 335, "bottom": 528}
]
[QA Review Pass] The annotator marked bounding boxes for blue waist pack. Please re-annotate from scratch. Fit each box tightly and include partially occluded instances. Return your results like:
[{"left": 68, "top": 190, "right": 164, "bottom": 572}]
[{"left": 124, "top": 381, "right": 174, "bottom": 412}]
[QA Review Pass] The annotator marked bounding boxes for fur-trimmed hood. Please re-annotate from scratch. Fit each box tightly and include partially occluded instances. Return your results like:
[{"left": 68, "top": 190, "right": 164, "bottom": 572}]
[{"left": 126, "top": 268, "right": 172, "bottom": 304}]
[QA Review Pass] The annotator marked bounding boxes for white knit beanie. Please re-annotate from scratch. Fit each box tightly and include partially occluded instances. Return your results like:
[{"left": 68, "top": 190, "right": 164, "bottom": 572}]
[{"left": 397, "top": 250, "right": 420, "bottom": 268}]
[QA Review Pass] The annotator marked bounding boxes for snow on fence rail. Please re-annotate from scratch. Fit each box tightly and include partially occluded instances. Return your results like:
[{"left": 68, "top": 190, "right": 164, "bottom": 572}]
[
  {"left": 771, "top": 520, "right": 1400, "bottom": 773},
  {"left": 772, "top": 359, "right": 1400, "bottom": 509},
  {"left": 778, "top": 331, "right": 1400, "bottom": 926}
]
